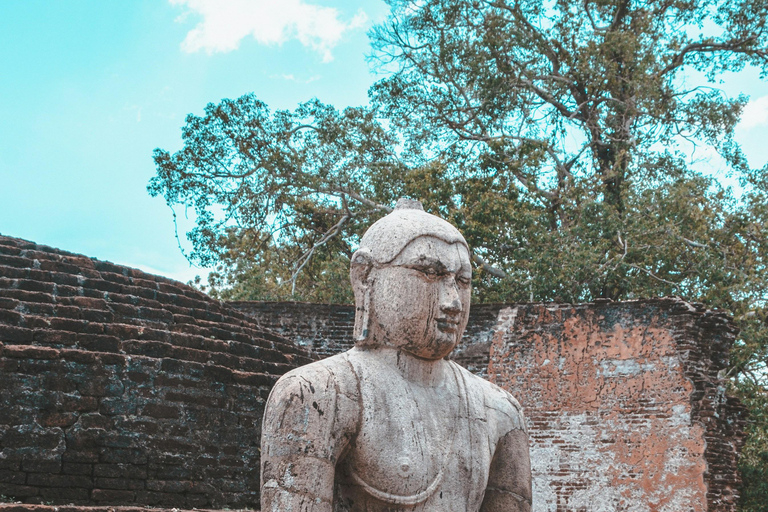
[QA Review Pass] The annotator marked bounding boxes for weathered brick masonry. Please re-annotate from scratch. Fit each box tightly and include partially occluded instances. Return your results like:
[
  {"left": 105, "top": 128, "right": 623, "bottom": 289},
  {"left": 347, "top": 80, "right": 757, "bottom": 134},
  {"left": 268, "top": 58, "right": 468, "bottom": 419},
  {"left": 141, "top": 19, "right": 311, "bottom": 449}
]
[
  {"left": 234, "top": 300, "right": 747, "bottom": 511},
  {"left": 0, "top": 235, "right": 312, "bottom": 509},
  {"left": 489, "top": 302, "right": 747, "bottom": 512},
  {"left": 1, "top": 235, "right": 747, "bottom": 511},
  {"left": 0, "top": 505, "right": 226, "bottom": 512},
  {"left": 228, "top": 301, "right": 356, "bottom": 359}
]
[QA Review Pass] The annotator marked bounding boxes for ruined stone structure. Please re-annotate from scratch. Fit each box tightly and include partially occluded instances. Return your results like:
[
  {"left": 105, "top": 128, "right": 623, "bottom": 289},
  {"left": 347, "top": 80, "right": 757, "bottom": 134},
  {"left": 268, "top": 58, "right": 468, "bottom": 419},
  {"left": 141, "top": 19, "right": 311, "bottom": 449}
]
[
  {"left": 229, "top": 302, "right": 505, "bottom": 377},
  {"left": 0, "top": 233, "right": 748, "bottom": 511},
  {"left": 230, "top": 301, "right": 356, "bottom": 360},
  {"left": 0, "top": 235, "right": 312, "bottom": 509},
  {"left": 491, "top": 302, "right": 746, "bottom": 512}
]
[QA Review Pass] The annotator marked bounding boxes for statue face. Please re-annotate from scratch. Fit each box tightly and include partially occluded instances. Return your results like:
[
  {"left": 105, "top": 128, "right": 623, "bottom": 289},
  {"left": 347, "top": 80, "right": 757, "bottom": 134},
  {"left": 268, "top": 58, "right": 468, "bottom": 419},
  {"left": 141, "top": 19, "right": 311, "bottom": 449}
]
[{"left": 368, "top": 236, "right": 472, "bottom": 360}]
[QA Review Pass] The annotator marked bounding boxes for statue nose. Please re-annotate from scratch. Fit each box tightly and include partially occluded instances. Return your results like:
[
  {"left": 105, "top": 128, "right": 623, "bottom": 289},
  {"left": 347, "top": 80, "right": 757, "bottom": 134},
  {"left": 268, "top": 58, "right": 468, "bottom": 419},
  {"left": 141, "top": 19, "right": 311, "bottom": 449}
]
[{"left": 440, "top": 280, "right": 462, "bottom": 314}]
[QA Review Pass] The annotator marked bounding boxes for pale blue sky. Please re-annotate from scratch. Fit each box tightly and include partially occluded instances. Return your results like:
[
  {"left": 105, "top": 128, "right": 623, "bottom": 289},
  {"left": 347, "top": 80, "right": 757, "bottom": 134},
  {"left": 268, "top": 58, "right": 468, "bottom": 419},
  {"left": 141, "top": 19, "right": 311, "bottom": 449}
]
[
  {"left": 1, "top": 0, "right": 766, "bottom": 284},
  {"left": 0, "top": 0, "right": 388, "bottom": 282}
]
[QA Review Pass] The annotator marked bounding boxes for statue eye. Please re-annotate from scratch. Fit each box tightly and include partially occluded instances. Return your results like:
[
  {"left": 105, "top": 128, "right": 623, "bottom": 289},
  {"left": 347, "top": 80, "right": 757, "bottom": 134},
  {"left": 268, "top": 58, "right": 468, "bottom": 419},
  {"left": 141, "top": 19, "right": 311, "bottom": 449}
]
[
  {"left": 410, "top": 266, "right": 440, "bottom": 280},
  {"left": 457, "top": 276, "right": 471, "bottom": 286}
]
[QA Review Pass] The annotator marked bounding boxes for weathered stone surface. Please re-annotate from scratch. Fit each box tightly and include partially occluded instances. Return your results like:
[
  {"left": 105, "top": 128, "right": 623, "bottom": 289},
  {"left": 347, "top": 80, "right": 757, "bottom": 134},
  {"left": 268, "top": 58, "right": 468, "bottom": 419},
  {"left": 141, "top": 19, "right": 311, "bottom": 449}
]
[
  {"left": 0, "top": 234, "right": 312, "bottom": 509},
  {"left": 0, "top": 229, "right": 747, "bottom": 512},
  {"left": 260, "top": 199, "right": 532, "bottom": 511}
]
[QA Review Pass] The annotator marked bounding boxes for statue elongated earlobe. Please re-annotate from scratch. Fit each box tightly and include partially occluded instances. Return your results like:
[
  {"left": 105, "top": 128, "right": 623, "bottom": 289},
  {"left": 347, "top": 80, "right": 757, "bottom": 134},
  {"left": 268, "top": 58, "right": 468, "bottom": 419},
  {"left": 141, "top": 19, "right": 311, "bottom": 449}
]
[
  {"left": 350, "top": 248, "right": 374, "bottom": 343},
  {"left": 357, "top": 286, "right": 371, "bottom": 342}
]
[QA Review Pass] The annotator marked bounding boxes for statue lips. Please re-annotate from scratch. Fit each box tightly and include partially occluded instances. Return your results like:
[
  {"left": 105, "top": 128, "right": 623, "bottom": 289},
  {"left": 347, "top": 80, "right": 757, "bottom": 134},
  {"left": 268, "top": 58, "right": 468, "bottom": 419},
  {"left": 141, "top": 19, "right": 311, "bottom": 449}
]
[{"left": 436, "top": 317, "right": 461, "bottom": 333}]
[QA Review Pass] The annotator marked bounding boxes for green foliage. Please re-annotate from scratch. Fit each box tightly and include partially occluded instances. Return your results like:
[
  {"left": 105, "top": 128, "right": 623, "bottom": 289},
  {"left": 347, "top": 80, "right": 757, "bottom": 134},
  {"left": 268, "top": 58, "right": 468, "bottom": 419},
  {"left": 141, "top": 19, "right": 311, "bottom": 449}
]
[{"left": 149, "top": 0, "right": 768, "bottom": 506}]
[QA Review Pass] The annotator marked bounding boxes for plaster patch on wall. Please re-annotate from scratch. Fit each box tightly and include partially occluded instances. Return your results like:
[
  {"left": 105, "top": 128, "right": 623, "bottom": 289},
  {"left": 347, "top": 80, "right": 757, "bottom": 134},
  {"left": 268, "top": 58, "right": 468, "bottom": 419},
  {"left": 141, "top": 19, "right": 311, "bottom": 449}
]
[{"left": 488, "top": 303, "right": 727, "bottom": 512}]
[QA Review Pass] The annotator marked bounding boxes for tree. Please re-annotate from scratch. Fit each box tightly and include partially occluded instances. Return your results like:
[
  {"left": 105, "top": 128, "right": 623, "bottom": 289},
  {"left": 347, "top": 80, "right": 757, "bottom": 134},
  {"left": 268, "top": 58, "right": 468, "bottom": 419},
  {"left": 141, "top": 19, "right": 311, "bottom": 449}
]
[
  {"left": 148, "top": 96, "right": 517, "bottom": 301},
  {"left": 149, "top": 0, "right": 768, "bottom": 507}
]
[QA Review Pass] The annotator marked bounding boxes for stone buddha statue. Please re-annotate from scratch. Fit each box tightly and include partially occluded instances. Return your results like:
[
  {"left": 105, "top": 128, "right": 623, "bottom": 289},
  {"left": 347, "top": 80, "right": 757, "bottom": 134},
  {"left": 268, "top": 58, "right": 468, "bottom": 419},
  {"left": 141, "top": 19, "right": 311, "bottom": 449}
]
[{"left": 260, "top": 199, "right": 531, "bottom": 512}]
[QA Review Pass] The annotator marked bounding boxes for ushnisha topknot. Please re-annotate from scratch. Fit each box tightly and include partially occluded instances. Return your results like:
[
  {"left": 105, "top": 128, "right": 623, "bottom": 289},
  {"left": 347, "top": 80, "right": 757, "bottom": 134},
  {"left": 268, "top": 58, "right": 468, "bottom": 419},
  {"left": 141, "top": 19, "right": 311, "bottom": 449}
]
[{"left": 355, "top": 198, "right": 468, "bottom": 265}]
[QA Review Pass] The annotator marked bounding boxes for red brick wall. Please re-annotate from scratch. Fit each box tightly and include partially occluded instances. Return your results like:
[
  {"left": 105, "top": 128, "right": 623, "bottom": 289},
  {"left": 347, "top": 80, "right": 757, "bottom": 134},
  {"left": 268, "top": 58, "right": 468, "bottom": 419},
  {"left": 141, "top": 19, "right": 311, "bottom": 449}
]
[{"left": 0, "top": 235, "right": 312, "bottom": 509}]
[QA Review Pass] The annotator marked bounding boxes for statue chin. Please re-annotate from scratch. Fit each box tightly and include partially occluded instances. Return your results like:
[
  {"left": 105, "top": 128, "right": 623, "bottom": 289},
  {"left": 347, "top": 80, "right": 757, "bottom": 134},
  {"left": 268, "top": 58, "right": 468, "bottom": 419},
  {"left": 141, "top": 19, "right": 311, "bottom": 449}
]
[{"left": 398, "top": 332, "right": 461, "bottom": 361}]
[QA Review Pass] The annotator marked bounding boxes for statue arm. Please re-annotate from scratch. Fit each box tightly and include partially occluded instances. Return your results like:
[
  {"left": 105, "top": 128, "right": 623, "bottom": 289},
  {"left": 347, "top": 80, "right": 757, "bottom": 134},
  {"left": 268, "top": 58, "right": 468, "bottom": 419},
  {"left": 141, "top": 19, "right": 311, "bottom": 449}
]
[
  {"left": 260, "top": 361, "right": 359, "bottom": 511},
  {"left": 480, "top": 404, "right": 532, "bottom": 512}
]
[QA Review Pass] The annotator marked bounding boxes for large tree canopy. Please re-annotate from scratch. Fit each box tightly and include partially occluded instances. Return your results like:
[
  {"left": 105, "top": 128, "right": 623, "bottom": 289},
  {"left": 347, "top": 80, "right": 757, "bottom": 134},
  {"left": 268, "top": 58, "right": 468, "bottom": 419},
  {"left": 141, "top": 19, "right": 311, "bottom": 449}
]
[{"left": 149, "top": 0, "right": 768, "bottom": 507}]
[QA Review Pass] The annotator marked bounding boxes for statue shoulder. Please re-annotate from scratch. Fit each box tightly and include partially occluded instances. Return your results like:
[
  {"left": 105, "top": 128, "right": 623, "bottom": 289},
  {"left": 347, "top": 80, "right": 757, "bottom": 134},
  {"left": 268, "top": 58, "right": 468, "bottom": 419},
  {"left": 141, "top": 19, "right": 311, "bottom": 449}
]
[
  {"left": 261, "top": 353, "right": 361, "bottom": 508},
  {"left": 262, "top": 353, "right": 361, "bottom": 461},
  {"left": 449, "top": 362, "right": 527, "bottom": 434},
  {"left": 268, "top": 352, "right": 361, "bottom": 414},
  {"left": 274, "top": 351, "right": 358, "bottom": 386}
]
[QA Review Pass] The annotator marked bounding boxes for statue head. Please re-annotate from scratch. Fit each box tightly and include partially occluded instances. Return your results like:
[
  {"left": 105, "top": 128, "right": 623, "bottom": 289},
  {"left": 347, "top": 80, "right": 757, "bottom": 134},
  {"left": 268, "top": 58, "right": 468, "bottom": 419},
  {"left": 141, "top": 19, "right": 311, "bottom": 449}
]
[{"left": 350, "top": 198, "right": 472, "bottom": 360}]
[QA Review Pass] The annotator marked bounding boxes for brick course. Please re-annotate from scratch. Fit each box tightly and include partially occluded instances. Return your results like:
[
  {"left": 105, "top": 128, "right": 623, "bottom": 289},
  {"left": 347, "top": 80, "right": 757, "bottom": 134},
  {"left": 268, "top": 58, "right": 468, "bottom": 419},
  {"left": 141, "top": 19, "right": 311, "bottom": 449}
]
[
  {"left": 488, "top": 301, "right": 747, "bottom": 511},
  {"left": 0, "top": 505, "right": 238, "bottom": 512},
  {"left": 228, "top": 301, "right": 505, "bottom": 374}
]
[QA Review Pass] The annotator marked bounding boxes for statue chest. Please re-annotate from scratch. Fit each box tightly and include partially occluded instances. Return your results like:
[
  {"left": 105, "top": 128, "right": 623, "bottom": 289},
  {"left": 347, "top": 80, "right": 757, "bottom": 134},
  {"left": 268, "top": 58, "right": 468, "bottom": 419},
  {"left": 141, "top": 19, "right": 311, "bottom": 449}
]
[{"left": 337, "top": 358, "right": 477, "bottom": 508}]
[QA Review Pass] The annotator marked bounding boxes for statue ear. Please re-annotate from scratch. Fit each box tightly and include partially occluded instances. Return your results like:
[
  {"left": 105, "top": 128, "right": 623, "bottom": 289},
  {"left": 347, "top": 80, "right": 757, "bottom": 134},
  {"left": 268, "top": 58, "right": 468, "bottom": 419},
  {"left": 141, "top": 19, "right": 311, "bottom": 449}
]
[
  {"left": 350, "top": 248, "right": 374, "bottom": 284},
  {"left": 350, "top": 248, "right": 375, "bottom": 342}
]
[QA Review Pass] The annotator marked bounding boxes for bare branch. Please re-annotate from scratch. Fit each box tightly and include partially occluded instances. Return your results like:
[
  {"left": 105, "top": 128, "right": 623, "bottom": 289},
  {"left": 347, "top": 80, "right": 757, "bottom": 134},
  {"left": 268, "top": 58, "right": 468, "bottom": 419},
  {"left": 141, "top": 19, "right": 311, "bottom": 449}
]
[
  {"left": 608, "top": 0, "right": 630, "bottom": 32},
  {"left": 455, "top": 134, "right": 557, "bottom": 202},
  {"left": 472, "top": 253, "right": 507, "bottom": 278},
  {"left": 665, "top": 229, "right": 710, "bottom": 249},
  {"left": 322, "top": 187, "right": 393, "bottom": 213},
  {"left": 285, "top": 124, "right": 321, "bottom": 138},
  {"left": 655, "top": 36, "right": 766, "bottom": 78},
  {"left": 289, "top": 213, "right": 354, "bottom": 295},
  {"left": 681, "top": 236, "right": 708, "bottom": 249},
  {"left": 518, "top": 78, "right": 581, "bottom": 120},
  {"left": 583, "top": 0, "right": 606, "bottom": 33},
  {"left": 627, "top": 264, "right": 678, "bottom": 286}
]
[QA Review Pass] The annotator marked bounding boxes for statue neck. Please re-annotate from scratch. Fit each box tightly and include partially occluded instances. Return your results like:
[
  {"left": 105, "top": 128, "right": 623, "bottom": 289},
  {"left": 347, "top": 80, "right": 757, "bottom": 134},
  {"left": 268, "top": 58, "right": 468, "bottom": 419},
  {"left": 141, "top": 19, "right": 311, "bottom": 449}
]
[{"left": 356, "top": 345, "right": 449, "bottom": 388}]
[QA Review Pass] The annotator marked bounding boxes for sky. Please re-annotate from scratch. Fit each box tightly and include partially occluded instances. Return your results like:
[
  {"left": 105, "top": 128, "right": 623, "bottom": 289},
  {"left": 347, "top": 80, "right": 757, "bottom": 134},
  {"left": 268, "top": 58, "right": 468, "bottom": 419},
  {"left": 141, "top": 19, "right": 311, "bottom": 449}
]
[
  {"left": 0, "top": 0, "right": 388, "bottom": 283},
  {"left": 1, "top": 0, "right": 767, "bottom": 286}
]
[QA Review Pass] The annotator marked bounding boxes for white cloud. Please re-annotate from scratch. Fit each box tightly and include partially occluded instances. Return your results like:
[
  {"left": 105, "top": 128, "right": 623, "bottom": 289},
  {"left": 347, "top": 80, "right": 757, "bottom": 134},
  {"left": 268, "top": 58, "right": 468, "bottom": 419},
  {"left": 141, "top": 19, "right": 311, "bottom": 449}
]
[
  {"left": 740, "top": 95, "right": 768, "bottom": 130},
  {"left": 170, "top": 0, "right": 368, "bottom": 62},
  {"left": 272, "top": 73, "right": 322, "bottom": 83}
]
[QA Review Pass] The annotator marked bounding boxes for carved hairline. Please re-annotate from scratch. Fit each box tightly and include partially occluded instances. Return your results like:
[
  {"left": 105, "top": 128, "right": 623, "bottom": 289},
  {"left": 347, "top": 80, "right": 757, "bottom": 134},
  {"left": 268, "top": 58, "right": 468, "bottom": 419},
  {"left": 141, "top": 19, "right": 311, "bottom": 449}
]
[{"left": 351, "top": 234, "right": 469, "bottom": 269}]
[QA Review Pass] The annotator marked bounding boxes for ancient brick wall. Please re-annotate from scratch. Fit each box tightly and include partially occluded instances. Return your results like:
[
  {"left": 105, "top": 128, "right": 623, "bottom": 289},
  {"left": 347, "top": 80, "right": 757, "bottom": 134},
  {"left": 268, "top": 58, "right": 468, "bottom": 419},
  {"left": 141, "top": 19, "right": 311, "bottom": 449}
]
[
  {"left": 0, "top": 235, "right": 312, "bottom": 509},
  {"left": 1, "top": 235, "right": 747, "bottom": 511},
  {"left": 0, "top": 503, "right": 224, "bottom": 512},
  {"left": 229, "top": 301, "right": 356, "bottom": 359},
  {"left": 0, "top": 505, "right": 238, "bottom": 512},
  {"left": 451, "top": 303, "right": 505, "bottom": 377},
  {"left": 488, "top": 300, "right": 747, "bottom": 512}
]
